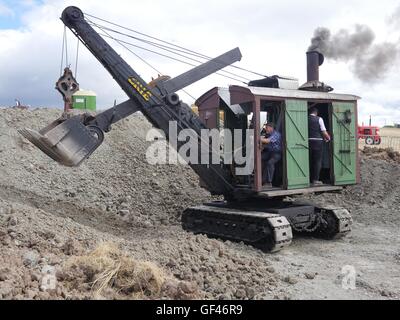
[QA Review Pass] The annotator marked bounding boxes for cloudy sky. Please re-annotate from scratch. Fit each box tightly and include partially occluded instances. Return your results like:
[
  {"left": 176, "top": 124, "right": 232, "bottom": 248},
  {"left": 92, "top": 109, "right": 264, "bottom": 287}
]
[{"left": 1, "top": 0, "right": 400, "bottom": 126}]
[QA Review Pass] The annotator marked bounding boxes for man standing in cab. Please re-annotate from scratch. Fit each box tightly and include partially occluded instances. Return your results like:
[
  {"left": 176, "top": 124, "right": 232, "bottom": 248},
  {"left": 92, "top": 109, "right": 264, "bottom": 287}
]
[{"left": 308, "top": 107, "right": 331, "bottom": 186}]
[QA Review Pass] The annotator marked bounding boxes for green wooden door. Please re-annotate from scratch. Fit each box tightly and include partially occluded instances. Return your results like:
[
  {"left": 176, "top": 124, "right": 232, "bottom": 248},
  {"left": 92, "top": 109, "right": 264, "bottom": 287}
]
[
  {"left": 285, "top": 100, "right": 310, "bottom": 189},
  {"left": 332, "top": 102, "right": 357, "bottom": 185}
]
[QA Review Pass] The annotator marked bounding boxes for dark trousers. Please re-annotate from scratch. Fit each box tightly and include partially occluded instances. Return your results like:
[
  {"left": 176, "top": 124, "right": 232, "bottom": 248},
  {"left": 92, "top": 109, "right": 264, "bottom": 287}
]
[
  {"left": 262, "top": 151, "right": 282, "bottom": 184},
  {"left": 309, "top": 140, "right": 323, "bottom": 182}
]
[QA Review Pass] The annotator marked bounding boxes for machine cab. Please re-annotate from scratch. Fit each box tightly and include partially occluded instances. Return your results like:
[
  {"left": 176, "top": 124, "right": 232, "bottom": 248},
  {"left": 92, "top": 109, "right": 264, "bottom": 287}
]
[{"left": 195, "top": 84, "right": 360, "bottom": 197}]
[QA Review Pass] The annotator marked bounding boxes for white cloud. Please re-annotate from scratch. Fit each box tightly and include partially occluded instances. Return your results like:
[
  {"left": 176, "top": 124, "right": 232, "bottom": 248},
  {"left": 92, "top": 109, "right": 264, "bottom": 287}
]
[{"left": 0, "top": 1, "right": 14, "bottom": 17}]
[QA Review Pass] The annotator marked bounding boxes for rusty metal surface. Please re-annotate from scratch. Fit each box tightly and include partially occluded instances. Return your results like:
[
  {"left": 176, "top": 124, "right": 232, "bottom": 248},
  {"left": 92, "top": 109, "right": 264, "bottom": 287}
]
[
  {"left": 55, "top": 67, "right": 79, "bottom": 112},
  {"left": 299, "top": 80, "right": 334, "bottom": 92},
  {"left": 197, "top": 86, "right": 360, "bottom": 110},
  {"left": 229, "top": 86, "right": 255, "bottom": 105},
  {"left": 253, "top": 99, "right": 262, "bottom": 192},
  {"left": 300, "top": 50, "right": 333, "bottom": 92},
  {"left": 306, "top": 51, "right": 323, "bottom": 82},
  {"left": 19, "top": 116, "right": 103, "bottom": 167}
]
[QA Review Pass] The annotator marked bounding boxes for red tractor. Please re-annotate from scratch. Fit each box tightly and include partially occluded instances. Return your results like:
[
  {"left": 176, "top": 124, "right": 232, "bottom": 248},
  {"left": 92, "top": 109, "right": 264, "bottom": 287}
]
[{"left": 358, "top": 126, "right": 381, "bottom": 145}]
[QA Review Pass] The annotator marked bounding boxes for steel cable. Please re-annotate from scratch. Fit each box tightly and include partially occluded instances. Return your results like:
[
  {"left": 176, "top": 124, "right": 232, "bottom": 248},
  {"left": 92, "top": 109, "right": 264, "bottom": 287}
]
[
  {"left": 84, "top": 12, "right": 268, "bottom": 78},
  {"left": 87, "top": 21, "right": 251, "bottom": 82},
  {"left": 81, "top": 20, "right": 235, "bottom": 188}
]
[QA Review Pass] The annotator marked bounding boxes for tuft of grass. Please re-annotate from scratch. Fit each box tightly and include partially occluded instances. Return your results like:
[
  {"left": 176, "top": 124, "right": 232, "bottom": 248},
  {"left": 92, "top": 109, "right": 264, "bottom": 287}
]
[{"left": 66, "top": 243, "right": 165, "bottom": 299}]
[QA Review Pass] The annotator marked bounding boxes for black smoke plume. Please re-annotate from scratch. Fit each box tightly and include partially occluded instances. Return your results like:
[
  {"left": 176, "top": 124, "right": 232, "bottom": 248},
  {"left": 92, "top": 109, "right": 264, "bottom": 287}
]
[{"left": 309, "top": 24, "right": 398, "bottom": 83}]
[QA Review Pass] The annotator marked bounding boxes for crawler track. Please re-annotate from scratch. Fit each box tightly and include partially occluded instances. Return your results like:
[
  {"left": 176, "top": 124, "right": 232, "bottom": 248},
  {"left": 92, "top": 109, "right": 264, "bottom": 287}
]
[
  {"left": 182, "top": 205, "right": 293, "bottom": 252},
  {"left": 182, "top": 203, "right": 353, "bottom": 252}
]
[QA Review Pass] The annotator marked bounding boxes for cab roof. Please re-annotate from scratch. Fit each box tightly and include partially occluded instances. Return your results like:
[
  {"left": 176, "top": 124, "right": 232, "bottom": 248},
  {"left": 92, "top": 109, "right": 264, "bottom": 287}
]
[{"left": 196, "top": 85, "right": 360, "bottom": 110}]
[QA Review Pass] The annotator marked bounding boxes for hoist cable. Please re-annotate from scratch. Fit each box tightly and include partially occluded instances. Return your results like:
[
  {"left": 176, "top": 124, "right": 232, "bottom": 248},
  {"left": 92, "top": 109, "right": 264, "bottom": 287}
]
[
  {"left": 84, "top": 12, "right": 268, "bottom": 78},
  {"left": 87, "top": 18, "right": 199, "bottom": 101},
  {"left": 84, "top": 13, "right": 210, "bottom": 59},
  {"left": 88, "top": 19, "right": 247, "bottom": 84},
  {"left": 64, "top": 28, "right": 69, "bottom": 68},
  {"left": 182, "top": 90, "right": 196, "bottom": 101},
  {"left": 95, "top": 30, "right": 247, "bottom": 84},
  {"left": 90, "top": 22, "right": 225, "bottom": 148},
  {"left": 87, "top": 21, "right": 251, "bottom": 82},
  {"left": 88, "top": 20, "right": 207, "bottom": 59},
  {"left": 94, "top": 23, "right": 230, "bottom": 161},
  {"left": 75, "top": 39, "right": 80, "bottom": 78},
  {"left": 60, "top": 26, "right": 66, "bottom": 76},
  {"left": 86, "top": 17, "right": 162, "bottom": 75},
  {"left": 71, "top": 17, "right": 234, "bottom": 189}
]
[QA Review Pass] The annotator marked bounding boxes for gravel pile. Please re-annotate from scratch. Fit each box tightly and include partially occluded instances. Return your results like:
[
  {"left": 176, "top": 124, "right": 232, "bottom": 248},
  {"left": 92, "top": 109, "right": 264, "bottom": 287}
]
[
  {"left": 302, "top": 156, "right": 400, "bottom": 226},
  {"left": 361, "top": 147, "right": 400, "bottom": 163},
  {"left": 0, "top": 108, "right": 211, "bottom": 228},
  {"left": 1, "top": 107, "right": 399, "bottom": 300},
  {"left": 0, "top": 108, "right": 280, "bottom": 300}
]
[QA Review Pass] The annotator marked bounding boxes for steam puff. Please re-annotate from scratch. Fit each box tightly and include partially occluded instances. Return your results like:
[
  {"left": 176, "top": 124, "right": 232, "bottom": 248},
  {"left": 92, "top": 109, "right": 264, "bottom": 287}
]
[{"left": 309, "top": 25, "right": 398, "bottom": 83}]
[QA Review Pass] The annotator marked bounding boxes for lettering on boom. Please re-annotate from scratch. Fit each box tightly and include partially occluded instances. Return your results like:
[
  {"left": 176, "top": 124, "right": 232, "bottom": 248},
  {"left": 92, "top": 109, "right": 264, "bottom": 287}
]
[{"left": 128, "top": 77, "right": 152, "bottom": 101}]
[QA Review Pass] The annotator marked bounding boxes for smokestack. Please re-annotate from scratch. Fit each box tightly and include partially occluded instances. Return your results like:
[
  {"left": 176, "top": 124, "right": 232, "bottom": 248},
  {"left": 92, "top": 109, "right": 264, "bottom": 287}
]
[
  {"left": 300, "top": 50, "right": 333, "bottom": 92},
  {"left": 306, "top": 50, "right": 324, "bottom": 82}
]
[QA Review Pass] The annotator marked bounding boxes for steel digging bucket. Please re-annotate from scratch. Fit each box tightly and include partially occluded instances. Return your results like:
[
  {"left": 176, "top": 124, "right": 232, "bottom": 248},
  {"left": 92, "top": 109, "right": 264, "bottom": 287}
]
[{"left": 18, "top": 116, "right": 104, "bottom": 167}]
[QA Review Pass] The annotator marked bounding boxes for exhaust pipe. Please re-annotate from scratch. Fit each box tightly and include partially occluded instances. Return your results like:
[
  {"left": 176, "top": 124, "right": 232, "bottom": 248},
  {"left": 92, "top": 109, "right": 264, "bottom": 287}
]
[
  {"left": 300, "top": 50, "right": 333, "bottom": 92},
  {"left": 306, "top": 50, "right": 324, "bottom": 82}
]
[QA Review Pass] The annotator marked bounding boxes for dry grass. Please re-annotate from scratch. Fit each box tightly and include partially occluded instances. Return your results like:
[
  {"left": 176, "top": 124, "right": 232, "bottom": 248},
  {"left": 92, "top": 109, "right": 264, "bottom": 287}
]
[{"left": 65, "top": 243, "right": 166, "bottom": 299}]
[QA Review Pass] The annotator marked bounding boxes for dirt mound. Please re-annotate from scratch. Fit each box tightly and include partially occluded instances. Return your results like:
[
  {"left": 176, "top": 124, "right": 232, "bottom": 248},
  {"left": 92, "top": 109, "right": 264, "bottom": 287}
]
[
  {"left": 1, "top": 107, "right": 399, "bottom": 300},
  {"left": 362, "top": 147, "right": 400, "bottom": 163},
  {"left": 0, "top": 190, "right": 280, "bottom": 300},
  {"left": 0, "top": 108, "right": 211, "bottom": 228},
  {"left": 302, "top": 155, "right": 400, "bottom": 225},
  {"left": 0, "top": 108, "right": 281, "bottom": 300}
]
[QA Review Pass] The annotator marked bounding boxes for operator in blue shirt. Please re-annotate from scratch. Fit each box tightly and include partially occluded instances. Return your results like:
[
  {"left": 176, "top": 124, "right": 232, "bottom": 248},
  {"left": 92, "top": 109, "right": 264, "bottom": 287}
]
[{"left": 261, "top": 122, "right": 282, "bottom": 188}]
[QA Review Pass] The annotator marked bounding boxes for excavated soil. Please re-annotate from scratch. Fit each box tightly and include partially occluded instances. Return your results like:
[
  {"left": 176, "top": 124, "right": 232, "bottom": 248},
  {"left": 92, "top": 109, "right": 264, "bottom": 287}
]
[{"left": 0, "top": 108, "right": 399, "bottom": 300}]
